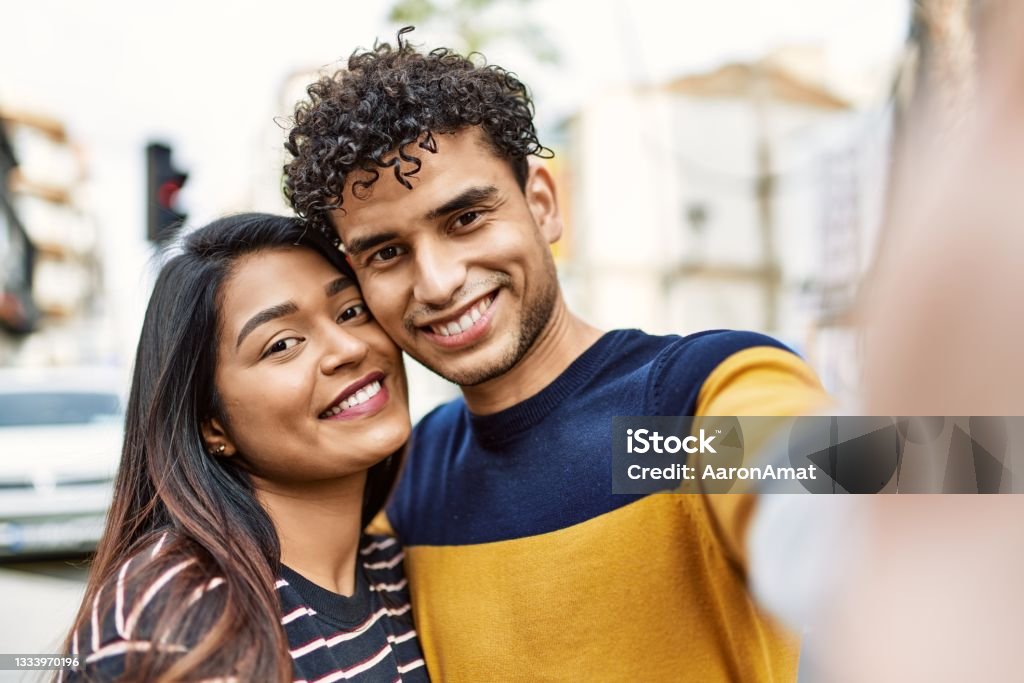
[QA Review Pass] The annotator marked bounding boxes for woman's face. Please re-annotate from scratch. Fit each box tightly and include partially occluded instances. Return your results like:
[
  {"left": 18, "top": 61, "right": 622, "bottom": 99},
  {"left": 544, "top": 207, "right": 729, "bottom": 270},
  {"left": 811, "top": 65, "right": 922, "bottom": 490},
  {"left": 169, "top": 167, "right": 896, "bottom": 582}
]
[{"left": 207, "top": 247, "right": 409, "bottom": 488}]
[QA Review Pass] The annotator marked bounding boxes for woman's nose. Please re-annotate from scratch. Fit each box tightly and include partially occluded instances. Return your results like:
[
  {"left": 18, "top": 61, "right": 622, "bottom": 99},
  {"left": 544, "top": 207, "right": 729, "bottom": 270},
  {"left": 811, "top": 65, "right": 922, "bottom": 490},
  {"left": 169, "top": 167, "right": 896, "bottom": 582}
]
[{"left": 319, "top": 325, "right": 369, "bottom": 375}]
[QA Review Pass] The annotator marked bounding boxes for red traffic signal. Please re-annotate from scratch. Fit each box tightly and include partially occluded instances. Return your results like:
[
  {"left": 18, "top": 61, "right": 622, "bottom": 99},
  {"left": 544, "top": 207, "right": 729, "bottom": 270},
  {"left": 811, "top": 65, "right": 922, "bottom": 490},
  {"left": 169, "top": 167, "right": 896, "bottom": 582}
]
[
  {"left": 146, "top": 143, "right": 188, "bottom": 243},
  {"left": 157, "top": 178, "right": 184, "bottom": 209}
]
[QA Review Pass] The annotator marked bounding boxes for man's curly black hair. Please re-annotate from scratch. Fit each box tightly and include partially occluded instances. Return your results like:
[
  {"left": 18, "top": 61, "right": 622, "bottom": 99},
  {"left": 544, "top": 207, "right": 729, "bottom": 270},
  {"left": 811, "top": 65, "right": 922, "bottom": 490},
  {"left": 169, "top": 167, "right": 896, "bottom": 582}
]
[{"left": 283, "top": 27, "right": 552, "bottom": 239}]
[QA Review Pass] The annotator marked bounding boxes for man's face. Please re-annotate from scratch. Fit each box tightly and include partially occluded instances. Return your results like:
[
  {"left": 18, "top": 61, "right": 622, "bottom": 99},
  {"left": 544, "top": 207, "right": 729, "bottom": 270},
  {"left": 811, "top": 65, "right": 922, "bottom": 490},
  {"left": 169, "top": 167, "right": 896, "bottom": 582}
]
[{"left": 332, "top": 128, "right": 562, "bottom": 387}]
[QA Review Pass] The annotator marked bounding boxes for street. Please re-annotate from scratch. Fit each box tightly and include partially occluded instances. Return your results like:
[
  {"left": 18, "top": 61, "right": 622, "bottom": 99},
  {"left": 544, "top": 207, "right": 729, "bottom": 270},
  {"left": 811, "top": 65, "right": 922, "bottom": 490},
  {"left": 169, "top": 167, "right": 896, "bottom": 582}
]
[{"left": 0, "top": 560, "right": 88, "bottom": 683}]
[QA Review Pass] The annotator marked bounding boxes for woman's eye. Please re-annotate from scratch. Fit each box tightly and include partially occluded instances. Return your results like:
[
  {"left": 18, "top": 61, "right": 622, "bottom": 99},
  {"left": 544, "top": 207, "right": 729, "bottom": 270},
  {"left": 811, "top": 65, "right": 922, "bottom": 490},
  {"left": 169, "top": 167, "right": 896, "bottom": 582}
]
[
  {"left": 371, "top": 245, "right": 406, "bottom": 263},
  {"left": 264, "top": 337, "right": 300, "bottom": 358},
  {"left": 338, "top": 303, "right": 369, "bottom": 323}
]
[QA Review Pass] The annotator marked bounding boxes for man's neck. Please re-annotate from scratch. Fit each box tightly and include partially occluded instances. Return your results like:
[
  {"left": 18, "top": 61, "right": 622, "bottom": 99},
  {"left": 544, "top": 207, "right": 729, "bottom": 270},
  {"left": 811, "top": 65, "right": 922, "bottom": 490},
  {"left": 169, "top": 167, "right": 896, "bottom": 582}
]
[
  {"left": 462, "top": 299, "right": 603, "bottom": 415},
  {"left": 255, "top": 473, "right": 366, "bottom": 596}
]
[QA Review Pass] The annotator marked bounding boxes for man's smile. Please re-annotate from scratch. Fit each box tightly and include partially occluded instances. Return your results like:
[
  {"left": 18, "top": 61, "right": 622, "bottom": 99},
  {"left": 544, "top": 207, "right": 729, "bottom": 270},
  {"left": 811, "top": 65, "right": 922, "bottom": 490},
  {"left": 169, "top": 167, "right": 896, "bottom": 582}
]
[{"left": 416, "top": 291, "right": 499, "bottom": 349}]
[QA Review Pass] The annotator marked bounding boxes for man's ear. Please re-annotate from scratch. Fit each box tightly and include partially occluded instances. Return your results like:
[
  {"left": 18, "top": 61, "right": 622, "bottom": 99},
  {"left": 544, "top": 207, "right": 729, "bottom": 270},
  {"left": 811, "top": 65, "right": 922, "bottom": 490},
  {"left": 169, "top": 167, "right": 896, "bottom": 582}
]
[
  {"left": 200, "top": 417, "right": 236, "bottom": 457},
  {"left": 524, "top": 160, "right": 563, "bottom": 244}
]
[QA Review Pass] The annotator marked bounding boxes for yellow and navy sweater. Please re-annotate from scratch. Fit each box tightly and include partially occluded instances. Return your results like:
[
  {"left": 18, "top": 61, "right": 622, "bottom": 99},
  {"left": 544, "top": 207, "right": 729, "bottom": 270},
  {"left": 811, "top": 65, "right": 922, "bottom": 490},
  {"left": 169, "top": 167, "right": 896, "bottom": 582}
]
[{"left": 382, "top": 329, "right": 827, "bottom": 681}]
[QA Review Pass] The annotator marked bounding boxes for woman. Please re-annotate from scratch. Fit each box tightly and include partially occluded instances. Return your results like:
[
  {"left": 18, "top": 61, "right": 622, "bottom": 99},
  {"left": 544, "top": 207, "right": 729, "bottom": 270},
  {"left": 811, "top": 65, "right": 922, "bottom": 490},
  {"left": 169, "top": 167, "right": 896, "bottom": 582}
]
[{"left": 58, "top": 214, "right": 428, "bottom": 682}]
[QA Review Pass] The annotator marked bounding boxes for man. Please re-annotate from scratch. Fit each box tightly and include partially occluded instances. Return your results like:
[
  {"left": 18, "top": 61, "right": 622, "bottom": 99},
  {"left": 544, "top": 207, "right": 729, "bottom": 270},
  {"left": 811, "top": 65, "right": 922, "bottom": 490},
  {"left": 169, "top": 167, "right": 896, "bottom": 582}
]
[{"left": 284, "top": 31, "right": 828, "bottom": 681}]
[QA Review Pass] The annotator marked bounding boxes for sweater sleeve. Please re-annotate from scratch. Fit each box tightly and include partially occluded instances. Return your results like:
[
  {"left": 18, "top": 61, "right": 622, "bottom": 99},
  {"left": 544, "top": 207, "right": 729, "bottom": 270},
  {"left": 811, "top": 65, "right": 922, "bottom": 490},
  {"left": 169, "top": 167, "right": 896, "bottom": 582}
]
[
  {"left": 693, "top": 343, "right": 831, "bottom": 574},
  {"left": 695, "top": 345, "right": 829, "bottom": 418}
]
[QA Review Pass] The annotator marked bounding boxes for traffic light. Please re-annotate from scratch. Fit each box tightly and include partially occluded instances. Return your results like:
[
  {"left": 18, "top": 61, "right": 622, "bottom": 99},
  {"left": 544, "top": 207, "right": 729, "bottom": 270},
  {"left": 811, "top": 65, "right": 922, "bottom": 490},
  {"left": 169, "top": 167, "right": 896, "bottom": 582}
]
[{"left": 146, "top": 143, "right": 188, "bottom": 243}]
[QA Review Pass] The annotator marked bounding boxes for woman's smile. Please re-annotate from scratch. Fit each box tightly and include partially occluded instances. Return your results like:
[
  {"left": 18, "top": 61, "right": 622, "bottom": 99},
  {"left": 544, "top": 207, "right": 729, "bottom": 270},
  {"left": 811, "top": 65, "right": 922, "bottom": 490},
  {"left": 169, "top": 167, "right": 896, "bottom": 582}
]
[{"left": 318, "top": 372, "right": 391, "bottom": 420}]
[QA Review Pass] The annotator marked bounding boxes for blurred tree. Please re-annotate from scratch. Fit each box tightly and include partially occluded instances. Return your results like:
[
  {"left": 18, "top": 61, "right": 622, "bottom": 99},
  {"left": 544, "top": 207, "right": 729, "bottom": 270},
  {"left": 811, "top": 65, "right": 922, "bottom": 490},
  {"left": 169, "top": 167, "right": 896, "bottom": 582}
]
[{"left": 388, "top": 0, "right": 559, "bottom": 63}]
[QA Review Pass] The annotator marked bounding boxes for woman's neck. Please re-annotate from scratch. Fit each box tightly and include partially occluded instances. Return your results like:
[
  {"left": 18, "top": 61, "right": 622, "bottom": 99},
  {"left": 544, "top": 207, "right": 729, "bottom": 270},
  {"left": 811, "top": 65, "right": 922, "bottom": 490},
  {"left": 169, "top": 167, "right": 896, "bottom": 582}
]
[{"left": 255, "top": 471, "right": 367, "bottom": 596}]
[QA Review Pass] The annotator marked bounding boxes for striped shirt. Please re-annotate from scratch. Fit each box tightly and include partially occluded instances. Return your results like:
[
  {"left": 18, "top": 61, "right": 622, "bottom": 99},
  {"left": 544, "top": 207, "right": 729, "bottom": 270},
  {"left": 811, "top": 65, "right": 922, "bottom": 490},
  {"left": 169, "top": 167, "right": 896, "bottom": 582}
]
[{"left": 61, "top": 532, "right": 428, "bottom": 682}]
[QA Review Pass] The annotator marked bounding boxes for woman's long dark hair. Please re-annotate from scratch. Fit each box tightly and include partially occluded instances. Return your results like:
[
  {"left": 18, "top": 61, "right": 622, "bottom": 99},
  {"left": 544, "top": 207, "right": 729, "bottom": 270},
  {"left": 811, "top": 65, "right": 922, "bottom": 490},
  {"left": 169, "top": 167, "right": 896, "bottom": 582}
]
[{"left": 62, "top": 213, "right": 401, "bottom": 681}]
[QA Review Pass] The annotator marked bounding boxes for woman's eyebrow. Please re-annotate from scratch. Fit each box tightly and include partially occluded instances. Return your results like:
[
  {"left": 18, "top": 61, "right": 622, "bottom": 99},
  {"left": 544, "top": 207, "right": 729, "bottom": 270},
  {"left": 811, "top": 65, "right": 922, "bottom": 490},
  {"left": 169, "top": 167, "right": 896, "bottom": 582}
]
[
  {"left": 235, "top": 277, "right": 355, "bottom": 349},
  {"left": 236, "top": 302, "right": 298, "bottom": 349}
]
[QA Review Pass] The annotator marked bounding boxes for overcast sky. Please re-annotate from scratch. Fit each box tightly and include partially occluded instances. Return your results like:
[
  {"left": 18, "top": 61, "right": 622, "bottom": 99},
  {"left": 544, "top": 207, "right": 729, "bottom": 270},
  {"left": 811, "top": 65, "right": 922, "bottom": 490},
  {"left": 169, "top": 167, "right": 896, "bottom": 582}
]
[{"left": 3, "top": 0, "right": 908, "bottom": 217}]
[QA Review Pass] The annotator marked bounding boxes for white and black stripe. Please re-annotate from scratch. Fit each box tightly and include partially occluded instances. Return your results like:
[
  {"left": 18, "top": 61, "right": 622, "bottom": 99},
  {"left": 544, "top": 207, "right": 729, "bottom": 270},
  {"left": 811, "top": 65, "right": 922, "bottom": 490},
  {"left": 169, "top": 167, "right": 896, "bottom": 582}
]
[
  {"left": 61, "top": 534, "right": 428, "bottom": 682},
  {"left": 279, "top": 536, "right": 427, "bottom": 682}
]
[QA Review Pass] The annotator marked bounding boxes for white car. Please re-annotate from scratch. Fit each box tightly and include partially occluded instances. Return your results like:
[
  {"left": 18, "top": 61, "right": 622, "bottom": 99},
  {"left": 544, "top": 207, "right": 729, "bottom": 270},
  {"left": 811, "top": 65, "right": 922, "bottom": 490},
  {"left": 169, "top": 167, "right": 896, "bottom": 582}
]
[{"left": 0, "top": 366, "right": 126, "bottom": 558}]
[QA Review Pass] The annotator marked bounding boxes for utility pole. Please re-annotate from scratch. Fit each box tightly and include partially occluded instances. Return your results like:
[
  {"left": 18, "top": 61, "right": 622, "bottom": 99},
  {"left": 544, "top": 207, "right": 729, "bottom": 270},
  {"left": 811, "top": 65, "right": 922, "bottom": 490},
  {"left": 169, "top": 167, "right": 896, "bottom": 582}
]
[{"left": 753, "top": 66, "right": 781, "bottom": 332}]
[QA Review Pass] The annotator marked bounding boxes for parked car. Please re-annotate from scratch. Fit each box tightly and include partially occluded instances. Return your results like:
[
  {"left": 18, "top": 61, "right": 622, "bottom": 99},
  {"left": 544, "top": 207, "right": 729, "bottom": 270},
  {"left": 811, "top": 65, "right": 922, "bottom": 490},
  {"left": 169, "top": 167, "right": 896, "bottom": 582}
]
[{"left": 0, "top": 366, "right": 125, "bottom": 558}]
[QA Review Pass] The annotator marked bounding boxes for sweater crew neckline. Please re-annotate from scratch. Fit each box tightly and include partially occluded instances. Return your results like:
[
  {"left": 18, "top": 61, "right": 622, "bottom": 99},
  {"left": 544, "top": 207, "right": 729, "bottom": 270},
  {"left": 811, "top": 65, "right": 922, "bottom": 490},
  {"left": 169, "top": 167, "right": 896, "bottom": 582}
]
[
  {"left": 467, "top": 330, "right": 629, "bottom": 446},
  {"left": 279, "top": 562, "right": 371, "bottom": 627}
]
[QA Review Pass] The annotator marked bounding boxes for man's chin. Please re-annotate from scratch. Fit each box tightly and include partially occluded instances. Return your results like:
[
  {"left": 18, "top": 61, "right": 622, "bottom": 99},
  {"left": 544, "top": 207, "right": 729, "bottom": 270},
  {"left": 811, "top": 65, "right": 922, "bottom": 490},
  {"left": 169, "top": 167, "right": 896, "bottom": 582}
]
[{"left": 415, "top": 344, "right": 519, "bottom": 388}]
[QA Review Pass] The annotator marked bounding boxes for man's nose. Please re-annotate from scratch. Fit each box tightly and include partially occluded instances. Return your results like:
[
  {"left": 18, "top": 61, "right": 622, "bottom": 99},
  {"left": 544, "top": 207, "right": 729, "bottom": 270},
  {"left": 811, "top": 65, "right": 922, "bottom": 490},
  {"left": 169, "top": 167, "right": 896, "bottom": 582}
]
[{"left": 412, "top": 241, "right": 467, "bottom": 307}]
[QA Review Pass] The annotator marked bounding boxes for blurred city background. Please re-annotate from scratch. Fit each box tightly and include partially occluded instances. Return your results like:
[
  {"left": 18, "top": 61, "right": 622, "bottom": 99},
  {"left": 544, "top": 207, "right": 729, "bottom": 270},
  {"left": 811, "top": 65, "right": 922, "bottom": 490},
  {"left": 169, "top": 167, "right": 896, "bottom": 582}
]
[{"left": 0, "top": 0, "right": 988, "bottom": 677}]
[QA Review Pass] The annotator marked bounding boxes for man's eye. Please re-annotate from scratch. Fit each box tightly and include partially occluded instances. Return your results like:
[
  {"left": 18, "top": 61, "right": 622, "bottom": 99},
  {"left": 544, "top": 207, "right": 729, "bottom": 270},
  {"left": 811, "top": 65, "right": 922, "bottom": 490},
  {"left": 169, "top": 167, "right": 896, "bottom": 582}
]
[
  {"left": 264, "top": 337, "right": 301, "bottom": 358},
  {"left": 338, "top": 303, "right": 369, "bottom": 323},
  {"left": 455, "top": 211, "right": 480, "bottom": 228},
  {"left": 371, "top": 245, "right": 406, "bottom": 262}
]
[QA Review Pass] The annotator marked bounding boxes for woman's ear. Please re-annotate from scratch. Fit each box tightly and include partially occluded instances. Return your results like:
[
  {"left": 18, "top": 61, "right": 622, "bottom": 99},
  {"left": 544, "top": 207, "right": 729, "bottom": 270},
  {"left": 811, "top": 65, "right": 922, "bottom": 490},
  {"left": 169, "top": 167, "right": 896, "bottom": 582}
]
[
  {"left": 524, "top": 160, "right": 563, "bottom": 245},
  {"left": 200, "top": 417, "right": 236, "bottom": 457}
]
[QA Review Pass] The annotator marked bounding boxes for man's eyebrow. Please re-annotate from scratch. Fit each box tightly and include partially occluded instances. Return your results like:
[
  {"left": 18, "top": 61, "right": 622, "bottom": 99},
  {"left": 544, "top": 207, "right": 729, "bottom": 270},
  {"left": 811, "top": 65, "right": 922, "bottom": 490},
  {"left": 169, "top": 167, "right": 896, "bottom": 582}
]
[
  {"left": 424, "top": 185, "right": 498, "bottom": 221},
  {"left": 343, "top": 185, "right": 499, "bottom": 257},
  {"left": 325, "top": 275, "right": 355, "bottom": 298},
  {"left": 236, "top": 302, "right": 299, "bottom": 350},
  {"left": 344, "top": 231, "right": 400, "bottom": 258}
]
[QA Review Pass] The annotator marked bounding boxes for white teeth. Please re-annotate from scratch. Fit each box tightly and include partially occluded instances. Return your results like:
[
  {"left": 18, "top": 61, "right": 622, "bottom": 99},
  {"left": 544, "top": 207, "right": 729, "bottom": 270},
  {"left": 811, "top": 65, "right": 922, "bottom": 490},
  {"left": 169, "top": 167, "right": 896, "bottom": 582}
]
[
  {"left": 322, "top": 380, "right": 383, "bottom": 417},
  {"left": 350, "top": 381, "right": 381, "bottom": 406},
  {"left": 428, "top": 294, "right": 495, "bottom": 337}
]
